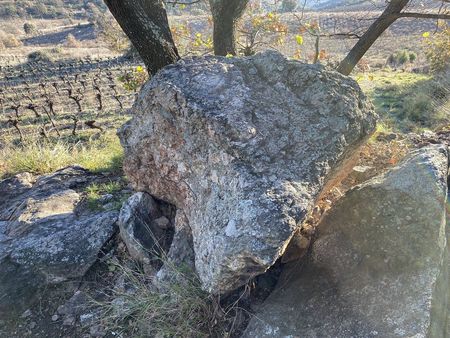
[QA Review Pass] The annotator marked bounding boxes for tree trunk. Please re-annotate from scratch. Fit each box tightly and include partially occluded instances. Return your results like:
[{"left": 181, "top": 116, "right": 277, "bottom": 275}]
[
  {"left": 209, "top": 0, "right": 250, "bottom": 56},
  {"left": 337, "top": 0, "right": 409, "bottom": 75},
  {"left": 104, "top": 0, "right": 179, "bottom": 75},
  {"left": 313, "top": 34, "right": 320, "bottom": 64},
  {"left": 212, "top": 13, "right": 237, "bottom": 56}
]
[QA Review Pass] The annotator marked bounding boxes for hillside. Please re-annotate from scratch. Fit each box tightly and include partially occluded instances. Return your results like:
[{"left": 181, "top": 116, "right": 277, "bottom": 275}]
[{"left": 0, "top": 0, "right": 107, "bottom": 19}]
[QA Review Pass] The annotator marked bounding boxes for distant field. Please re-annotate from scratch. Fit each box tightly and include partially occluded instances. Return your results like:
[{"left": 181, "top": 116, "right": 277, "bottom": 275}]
[{"left": 0, "top": 58, "right": 138, "bottom": 144}]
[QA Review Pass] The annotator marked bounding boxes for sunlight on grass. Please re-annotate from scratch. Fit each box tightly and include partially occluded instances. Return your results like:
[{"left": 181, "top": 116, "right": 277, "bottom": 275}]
[
  {"left": 356, "top": 70, "right": 450, "bottom": 132},
  {"left": 0, "top": 132, "right": 123, "bottom": 178}
]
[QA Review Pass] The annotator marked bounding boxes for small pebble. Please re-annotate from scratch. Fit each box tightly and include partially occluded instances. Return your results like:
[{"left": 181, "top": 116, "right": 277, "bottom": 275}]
[
  {"left": 63, "top": 316, "right": 76, "bottom": 326},
  {"left": 51, "top": 314, "right": 59, "bottom": 321},
  {"left": 21, "top": 309, "right": 32, "bottom": 318}
]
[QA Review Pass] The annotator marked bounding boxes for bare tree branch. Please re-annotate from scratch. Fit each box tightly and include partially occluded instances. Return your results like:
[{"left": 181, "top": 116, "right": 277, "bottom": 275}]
[{"left": 392, "top": 12, "right": 450, "bottom": 19}]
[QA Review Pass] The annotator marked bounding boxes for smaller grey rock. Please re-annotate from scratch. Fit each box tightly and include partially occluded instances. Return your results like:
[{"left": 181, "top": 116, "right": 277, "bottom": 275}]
[
  {"left": 57, "top": 291, "right": 88, "bottom": 316},
  {"left": 352, "top": 165, "right": 374, "bottom": 182},
  {"left": 352, "top": 165, "right": 372, "bottom": 173},
  {"left": 89, "top": 324, "right": 106, "bottom": 337},
  {"left": 80, "top": 312, "right": 98, "bottom": 327},
  {"left": 62, "top": 316, "right": 76, "bottom": 326},
  {"left": 51, "top": 314, "right": 59, "bottom": 322},
  {"left": 376, "top": 132, "right": 398, "bottom": 142},
  {"left": 103, "top": 202, "right": 116, "bottom": 210},
  {"left": 111, "top": 297, "right": 130, "bottom": 316},
  {"left": 154, "top": 216, "right": 170, "bottom": 229},
  {"left": 118, "top": 192, "right": 174, "bottom": 265},
  {"left": 98, "top": 194, "right": 114, "bottom": 203},
  {"left": 21, "top": 309, "right": 32, "bottom": 318}
]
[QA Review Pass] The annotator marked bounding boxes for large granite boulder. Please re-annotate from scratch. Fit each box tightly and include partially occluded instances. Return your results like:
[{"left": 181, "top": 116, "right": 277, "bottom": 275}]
[
  {"left": 244, "top": 146, "right": 449, "bottom": 337},
  {"left": 119, "top": 51, "right": 376, "bottom": 293},
  {"left": 0, "top": 166, "right": 118, "bottom": 318}
]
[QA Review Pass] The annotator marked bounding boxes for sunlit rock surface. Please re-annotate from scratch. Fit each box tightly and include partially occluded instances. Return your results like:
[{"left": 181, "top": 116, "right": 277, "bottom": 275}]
[
  {"left": 119, "top": 50, "right": 377, "bottom": 293},
  {"left": 0, "top": 166, "right": 118, "bottom": 318}
]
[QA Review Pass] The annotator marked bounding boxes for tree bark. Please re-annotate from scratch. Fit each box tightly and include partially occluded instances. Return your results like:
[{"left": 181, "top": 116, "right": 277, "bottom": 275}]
[
  {"left": 337, "top": 0, "right": 410, "bottom": 75},
  {"left": 209, "top": 0, "right": 250, "bottom": 55},
  {"left": 313, "top": 34, "right": 320, "bottom": 64},
  {"left": 104, "top": 0, "right": 179, "bottom": 75}
]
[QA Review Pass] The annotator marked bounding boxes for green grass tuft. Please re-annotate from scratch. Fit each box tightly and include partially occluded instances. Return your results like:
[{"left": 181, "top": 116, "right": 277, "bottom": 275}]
[{"left": 85, "top": 181, "right": 126, "bottom": 211}]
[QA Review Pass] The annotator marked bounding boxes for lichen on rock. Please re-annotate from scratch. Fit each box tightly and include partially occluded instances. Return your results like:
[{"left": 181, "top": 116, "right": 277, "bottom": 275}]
[{"left": 119, "top": 51, "right": 377, "bottom": 293}]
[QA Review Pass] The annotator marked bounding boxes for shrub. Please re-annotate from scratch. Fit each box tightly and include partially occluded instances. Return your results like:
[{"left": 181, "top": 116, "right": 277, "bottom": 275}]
[
  {"left": 0, "top": 33, "right": 23, "bottom": 48},
  {"left": 23, "top": 22, "right": 37, "bottom": 35},
  {"left": 0, "top": 4, "right": 17, "bottom": 18},
  {"left": 280, "top": 0, "right": 298, "bottom": 12},
  {"left": 424, "top": 24, "right": 450, "bottom": 73},
  {"left": 26, "top": 3, "right": 50, "bottom": 18},
  {"left": 361, "top": 71, "right": 449, "bottom": 131},
  {"left": 403, "top": 91, "right": 431, "bottom": 123},
  {"left": 27, "top": 50, "right": 53, "bottom": 63},
  {"left": 387, "top": 50, "right": 417, "bottom": 67},
  {"left": 118, "top": 66, "right": 148, "bottom": 92},
  {"left": 95, "top": 13, "right": 130, "bottom": 52},
  {"left": 65, "top": 33, "right": 80, "bottom": 48}
]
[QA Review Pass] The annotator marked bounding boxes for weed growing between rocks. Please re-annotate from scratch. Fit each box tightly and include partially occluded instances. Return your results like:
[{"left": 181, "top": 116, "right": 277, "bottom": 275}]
[
  {"left": 85, "top": 180, "right": 129, "bottom": 211},
  {"left": 91, "top": 256, "right": 249, "bottom": 338},
  {"left": 89, "top": 214, "right": 248, "bottom": 338}
]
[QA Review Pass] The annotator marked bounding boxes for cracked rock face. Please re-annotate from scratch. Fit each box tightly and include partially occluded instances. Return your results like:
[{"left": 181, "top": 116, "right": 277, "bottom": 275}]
[
  {"left": 119, "top": 51, "right": 377, "bottom": 293},
  {"left": 244, "top": 146, "right": 449, "bottom": 337},
  {"left": 0, "top": 166, "right": 118, "bottom": 318}
]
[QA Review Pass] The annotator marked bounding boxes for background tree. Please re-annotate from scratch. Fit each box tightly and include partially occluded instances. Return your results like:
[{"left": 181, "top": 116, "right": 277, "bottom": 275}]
[
  {"left": 280, "top": 0, "right": 298, "bottom": 13},
  {"left": 103, "top": 0, "right": 179, "bottom": 75},
  {"left": 209, "top": 0, "right": 250, "bottom": 55},
  {"left": 338, "top": 0, "right": 450, "bottom": 75}
]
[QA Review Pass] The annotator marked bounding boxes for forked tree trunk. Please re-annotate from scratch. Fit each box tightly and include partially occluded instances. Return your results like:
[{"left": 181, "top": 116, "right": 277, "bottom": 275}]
[
  {"left": 337, "top": 0, "right": 409, "bottom": 75},
  {"left": 104, "top": 0, "right": 179, "bottom": 75},
  {"left": 209, "top": 0, "right": 250, "bottom": 55}
]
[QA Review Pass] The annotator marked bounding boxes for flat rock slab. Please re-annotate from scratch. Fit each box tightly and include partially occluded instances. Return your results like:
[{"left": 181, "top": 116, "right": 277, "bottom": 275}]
[
  {"left": 0, "top": 166, "right": 118, "bottom": 318},
  {"left": 244, "top": 146, "right": 449, "bottom": 337},
  {"left": 119, "top": 51, "right": 376, "bottom": 293}
]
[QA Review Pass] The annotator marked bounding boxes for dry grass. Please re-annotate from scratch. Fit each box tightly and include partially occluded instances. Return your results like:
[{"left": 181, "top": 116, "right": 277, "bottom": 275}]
[
  {"left": 92, "top": 253, "right": 246, "bottom": 337},
  {"left": 0, "top": 131, "right": 123, "bottom": 178}
]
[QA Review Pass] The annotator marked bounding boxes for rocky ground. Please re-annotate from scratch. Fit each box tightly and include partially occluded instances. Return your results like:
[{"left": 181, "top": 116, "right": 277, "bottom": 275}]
[{"left": 0, "top": 166, "right": 132, "bottom": 337}]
